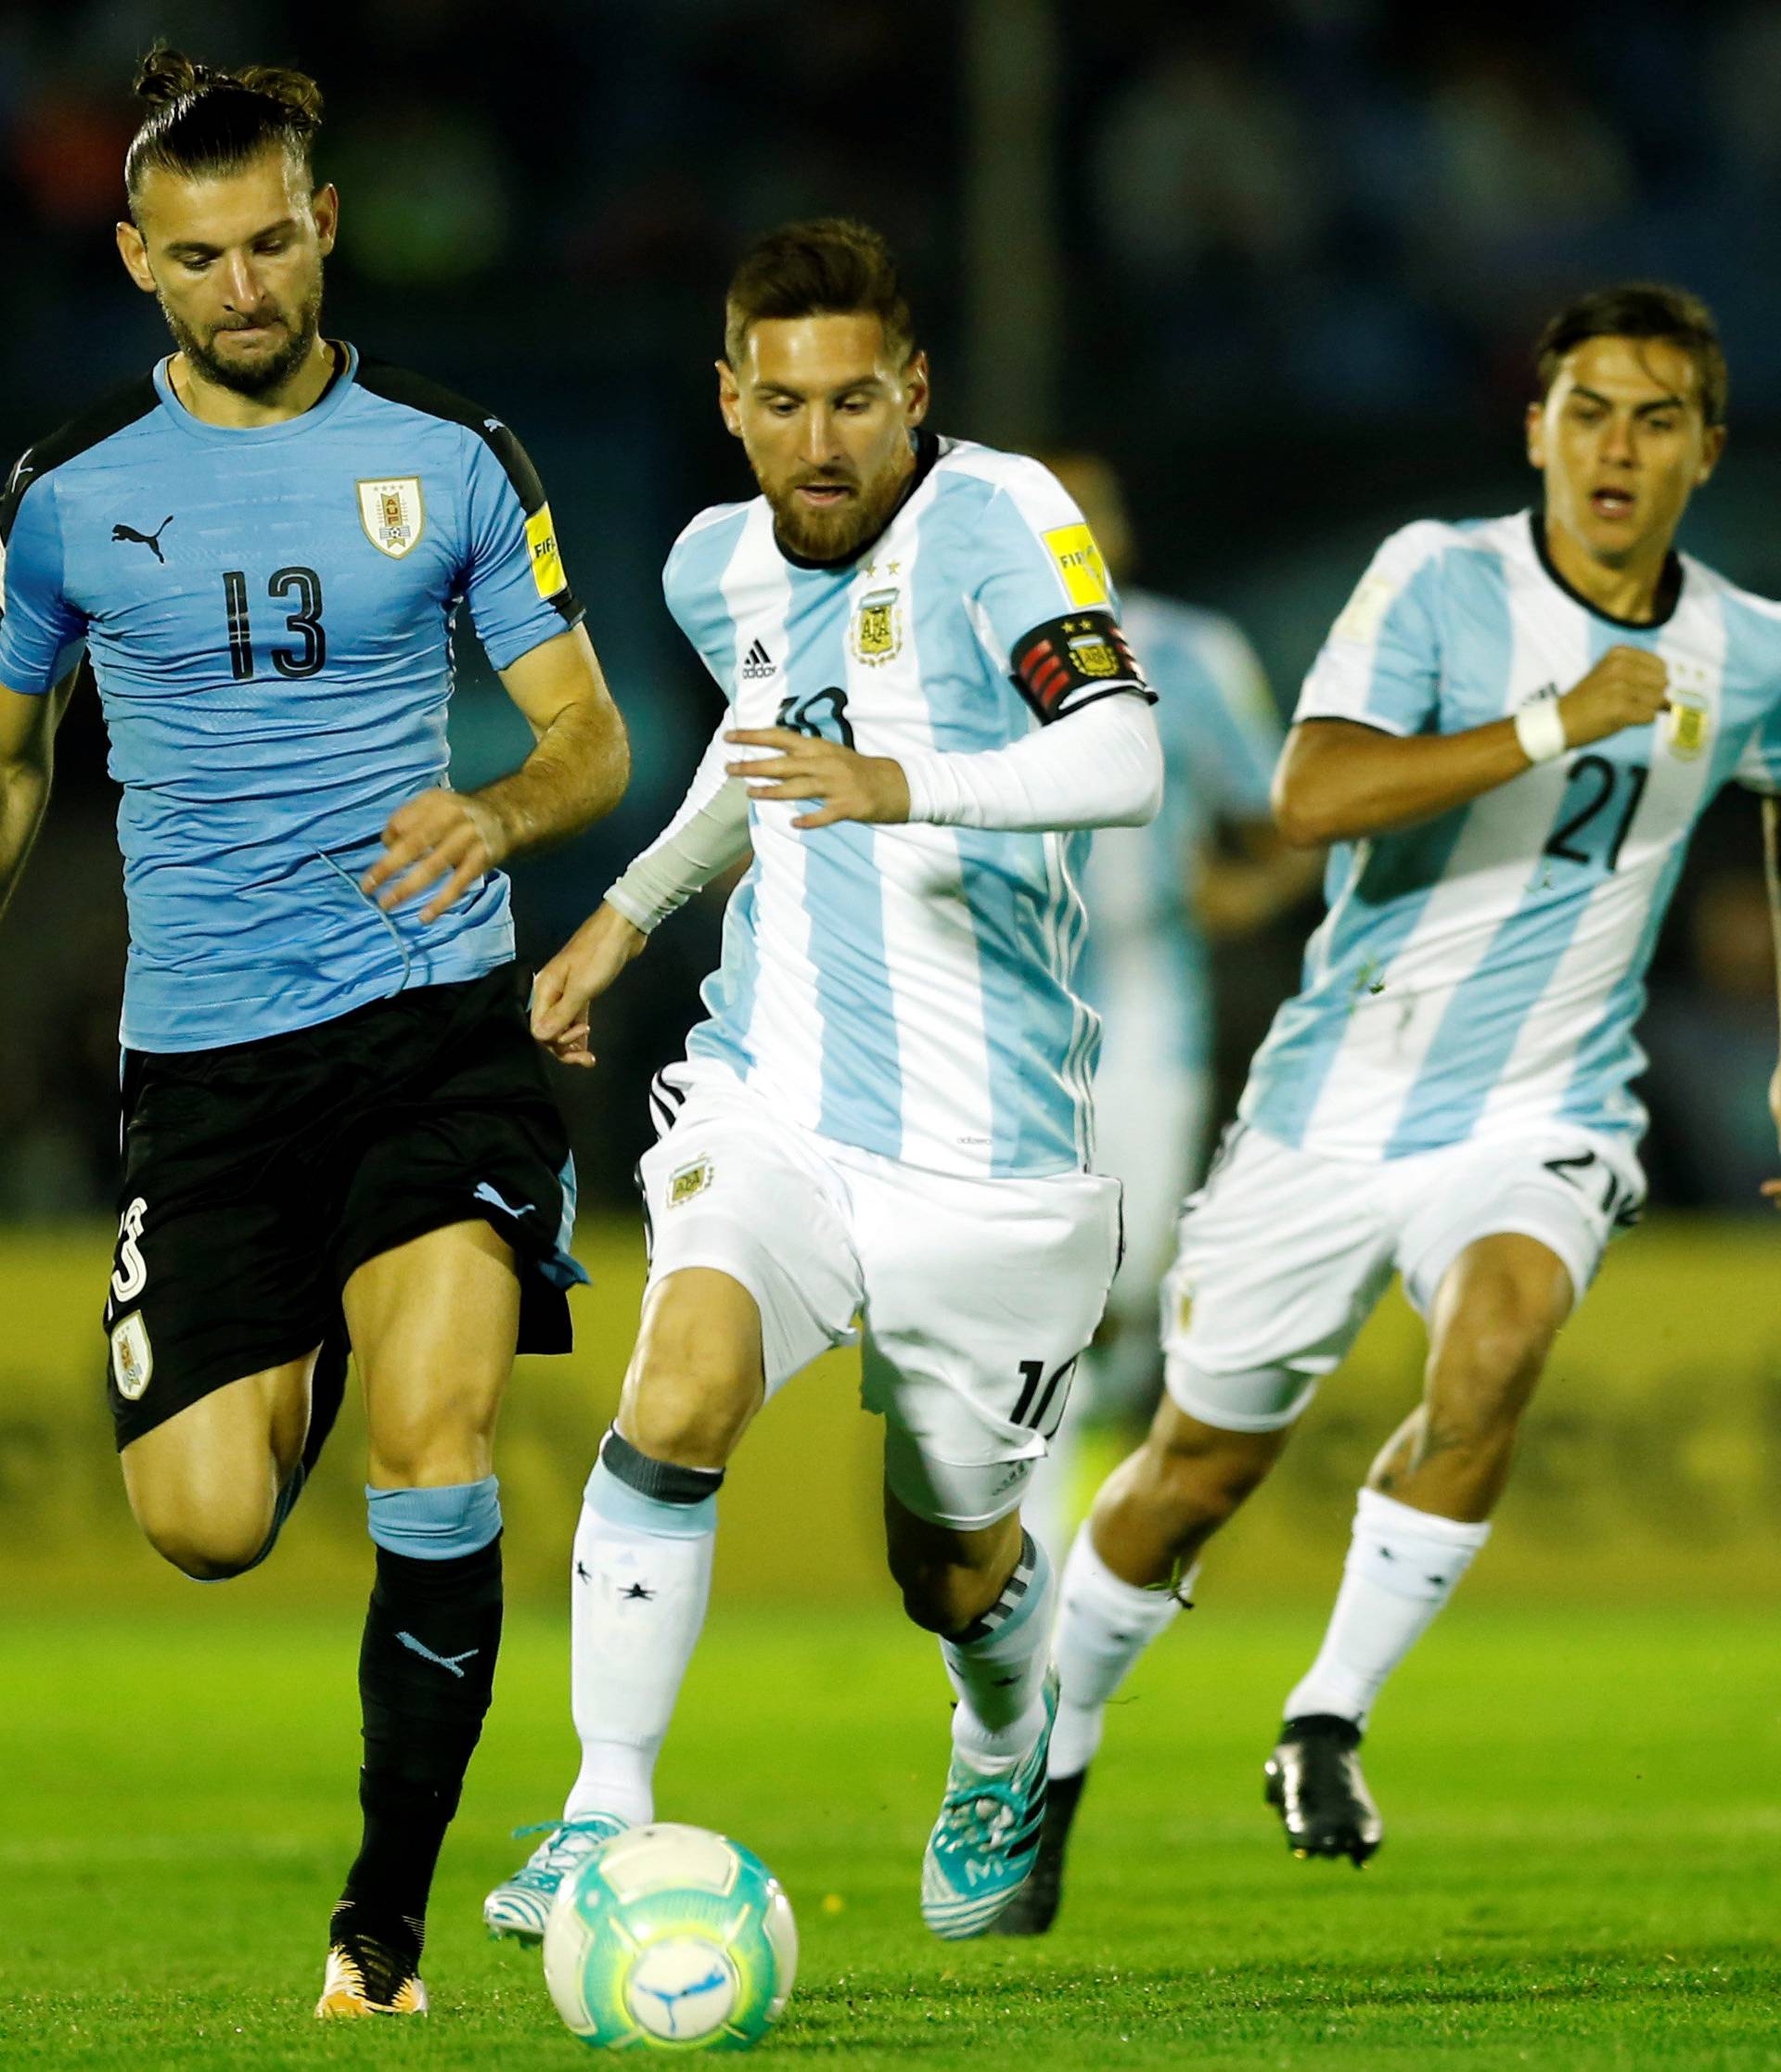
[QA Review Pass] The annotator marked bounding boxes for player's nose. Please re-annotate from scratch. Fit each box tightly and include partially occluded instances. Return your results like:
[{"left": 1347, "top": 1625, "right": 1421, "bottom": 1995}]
[
  {"left": 798, "top": 408, "right": 842, "bottom": 466},
  {"left": 220, "top": 253, "right": 263, "bottom": 308}
]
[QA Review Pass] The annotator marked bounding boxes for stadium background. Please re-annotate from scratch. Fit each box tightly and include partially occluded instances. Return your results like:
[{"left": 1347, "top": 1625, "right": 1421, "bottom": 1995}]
[{"left": 1, "top": 0, "right": 1778, "bottom": 1613}]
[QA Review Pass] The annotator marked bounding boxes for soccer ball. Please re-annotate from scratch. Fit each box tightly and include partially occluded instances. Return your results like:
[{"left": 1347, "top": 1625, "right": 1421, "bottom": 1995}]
[{"left": 543, "top": 1822, "right": 798, "bottom": 2052}]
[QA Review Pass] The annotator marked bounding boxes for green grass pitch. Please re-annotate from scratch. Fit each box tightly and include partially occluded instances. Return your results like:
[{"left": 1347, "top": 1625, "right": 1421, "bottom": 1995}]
[{"left": 3, "top": 1601, "right": 1776, "bottom": 2070}]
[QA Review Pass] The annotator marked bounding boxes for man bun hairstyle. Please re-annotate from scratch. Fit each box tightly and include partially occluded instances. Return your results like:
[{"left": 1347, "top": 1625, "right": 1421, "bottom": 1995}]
[
  {"left": 1534, "top": 283, "right": 1728, "bottom": 428},
  {"left": 724, "top": 217, "right": 915, "bottom": 368},
  {"left": 124, "top": 44, "right": 324, "bottom": 215}
]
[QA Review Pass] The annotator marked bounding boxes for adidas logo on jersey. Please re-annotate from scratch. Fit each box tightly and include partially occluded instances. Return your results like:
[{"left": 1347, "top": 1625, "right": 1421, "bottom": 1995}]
[{"left": 740, "top": 640, "right": 776, "bottom": 681}]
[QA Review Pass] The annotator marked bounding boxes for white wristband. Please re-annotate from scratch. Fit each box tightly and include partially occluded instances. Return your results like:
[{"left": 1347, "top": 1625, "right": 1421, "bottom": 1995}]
[{"left": 1514, "top": 697, "right": 1569, "bottom": 765}]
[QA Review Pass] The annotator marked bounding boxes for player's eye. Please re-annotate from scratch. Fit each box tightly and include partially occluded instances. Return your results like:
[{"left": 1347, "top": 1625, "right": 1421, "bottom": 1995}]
[{"left": 1645, "top": 416, "right": 1677, "bottom": 433}]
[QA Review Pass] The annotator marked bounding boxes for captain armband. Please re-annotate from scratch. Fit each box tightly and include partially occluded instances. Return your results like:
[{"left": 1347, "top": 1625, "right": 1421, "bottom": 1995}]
[{"left": 1009, "top": 610, "right": 1152, "bottom": 724}]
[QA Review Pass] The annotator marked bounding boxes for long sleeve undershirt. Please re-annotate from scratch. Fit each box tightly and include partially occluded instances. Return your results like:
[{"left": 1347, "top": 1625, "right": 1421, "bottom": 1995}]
[{"left": 605, "top": 691, "right": 1161, "bottom": 934}]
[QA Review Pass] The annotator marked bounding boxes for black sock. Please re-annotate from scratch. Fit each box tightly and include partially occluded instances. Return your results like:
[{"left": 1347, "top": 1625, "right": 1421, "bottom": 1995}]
[{"left": 339, "top": 1534, "right": 504, "bottom": 1954}]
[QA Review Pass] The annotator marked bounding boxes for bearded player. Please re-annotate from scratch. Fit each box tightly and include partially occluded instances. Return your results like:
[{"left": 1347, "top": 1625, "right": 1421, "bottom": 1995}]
[
  {"left": 481, "top": 218, "right": 1161, "bottom": 1942},
  {"left": 0, "top": 52, "right": 629, "bottom": 2012},
  {"left": 1002, "top": 283, "right": 1781, "bottom": 1931}
]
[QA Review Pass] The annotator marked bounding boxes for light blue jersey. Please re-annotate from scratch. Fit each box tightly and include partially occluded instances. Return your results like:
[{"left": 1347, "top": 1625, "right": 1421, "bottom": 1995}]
[
  {"left": 1243, "top": 511, "right": 1781, "bottom": 1159},
  {"left": 0, "top": 346, "right": 581, "bottom": 1051},
  {"left": 1076, "top": 588, "right": 1279, "bottom": 1068},
  {"left": 663, "top": 432, "right": 1152, "bottom": 1179}
]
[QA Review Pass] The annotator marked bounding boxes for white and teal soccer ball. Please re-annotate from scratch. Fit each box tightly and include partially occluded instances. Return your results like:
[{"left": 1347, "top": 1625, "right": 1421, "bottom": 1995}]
[{"left": 543, "top": 1822, "right": 798, "bottom": 2052}]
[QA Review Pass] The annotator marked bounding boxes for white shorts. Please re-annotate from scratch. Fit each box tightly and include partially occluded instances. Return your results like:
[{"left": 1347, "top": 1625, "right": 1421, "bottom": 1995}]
[
  {"left": 1160, "top": 1122, "right": 1644, "bottom": 1432},
  {"left": 638, "top": 1063, "right": 1124, "bottom": 1528}
]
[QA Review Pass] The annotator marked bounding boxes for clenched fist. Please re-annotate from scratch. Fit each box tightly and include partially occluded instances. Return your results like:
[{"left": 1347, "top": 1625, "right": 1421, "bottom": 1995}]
[{"left": 1557, "top": 646, "right": 1670, "bottom": 751}]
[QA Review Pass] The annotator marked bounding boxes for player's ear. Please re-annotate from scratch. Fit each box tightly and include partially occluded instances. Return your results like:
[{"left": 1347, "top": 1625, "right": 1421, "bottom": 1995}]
[
  {"left": 716, "top": 359, "right": 743, "bottom": 440},
  {"left": 1698, "top": 423, "right": 1727, "bottom": 483},
  {"left": 1524, "top": 399, "right": 1546, "bottom": 470},
  {"left": 311, "top": 183, "right": 340, "bottom": 257},
  {"left": 902, "top": 350, "right": 930, "bottom": 427},
  {"left": 115, "top": 219, "right": 157, "bottom": 296}
]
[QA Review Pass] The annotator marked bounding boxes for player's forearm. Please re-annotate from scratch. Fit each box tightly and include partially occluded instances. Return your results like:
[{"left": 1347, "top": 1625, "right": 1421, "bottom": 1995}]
[
  {"left": 900, "top": 694, "right": 1163, "bottom": 834},
  {"left": 607, "top": 732, "right": 751, "bottom": 934},
  {"left": 472, "top": 697, "right": 632, "bottom": 858},
  {"left": 0, "top": 757, "right": 52, "bottom": 923},
  {"left": 1273, "top": 717, "right": 1531, "bottom": 846}
]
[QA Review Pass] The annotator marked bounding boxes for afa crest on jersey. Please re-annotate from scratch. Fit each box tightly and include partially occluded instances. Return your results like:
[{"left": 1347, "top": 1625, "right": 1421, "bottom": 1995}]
[
  {"left": 852, "top": 587, "right": 904, "bottom": 666},
  {"left": 668, "top": 1157, "right": 713, "bottom": 1208},
  {"left": 1665, "top": 692, "right": 1711, "bottom": 761},
  {"left": 357, "top": 477, "right": 425, "bottom": 558}
]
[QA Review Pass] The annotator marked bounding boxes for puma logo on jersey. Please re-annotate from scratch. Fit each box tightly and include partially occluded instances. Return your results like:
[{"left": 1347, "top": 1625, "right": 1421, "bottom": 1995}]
[{"left": 112, "top": 516, "right": 173, "bottom": 562}]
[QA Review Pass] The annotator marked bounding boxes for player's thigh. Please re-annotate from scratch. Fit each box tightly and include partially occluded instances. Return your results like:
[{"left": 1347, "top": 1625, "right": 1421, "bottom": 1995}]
[
  {"left": 1393, "top": 1130, "right": 1645, "bottom": 1328},
  {"left": 103, "top": 1047, "right": 338, "bottom": 1464},
  {"left": 1159, "top": 1124, "right": 1398, "bottom": 1433},
  {"left": 345, "top": 1218, "right": 520, "bottom": 1488},
  {"left": 852, "top": 1159, "right": 1123, "bottom": 1530},
  {"left": 121, "top": 1351, "right": 318, "bottom": 1570},
  {"left": 630, "top": 1069, "right": 864, "bottom": 1457}
]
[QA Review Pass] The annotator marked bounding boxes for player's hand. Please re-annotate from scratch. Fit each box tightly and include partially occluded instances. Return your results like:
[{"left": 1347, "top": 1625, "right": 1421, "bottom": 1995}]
[
  {"left": 362, "top": 788, "right": 508, "bottom": 924},
  {"left": 530, "top": 901, "right": 647, "bottom": 1068},
  {"left": 1762, "top": 1059, "right": 1781, "bottom": 1211},
  {"left": 724, "top": 727, "right": 910, "bottom": 830},
  {"left": 1557, "top": 646, "right": 1671, "bottom": 749}
]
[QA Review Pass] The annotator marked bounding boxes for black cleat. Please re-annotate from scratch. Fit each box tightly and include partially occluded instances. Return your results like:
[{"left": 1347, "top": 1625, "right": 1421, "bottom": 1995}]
[
  {"left": 1263, "top": 1714, "right": 1382, "bottom": 1867},
  {"left": 991, "top": 1767, "right": 1087, "bottom": 1936}
]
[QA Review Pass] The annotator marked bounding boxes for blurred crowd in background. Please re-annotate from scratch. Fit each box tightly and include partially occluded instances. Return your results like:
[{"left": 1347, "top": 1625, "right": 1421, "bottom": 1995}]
[{"left": 3, "top": 0, "right": 1780, "bottom": 1221}]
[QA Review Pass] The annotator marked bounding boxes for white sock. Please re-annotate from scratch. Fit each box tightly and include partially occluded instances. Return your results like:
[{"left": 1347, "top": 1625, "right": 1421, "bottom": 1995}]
[
  {"left": 564, "top": 1441, "right": 719, "bottom": 1827},
  {"left": 1049, "top": 1524, "right": 1189, "bottom": 1779},
  {"left": 1282, "top": 1487, "right": 1491, "bottom": 1730},
  {"left": 941, "top": 1531, "right": 1056, "bottom": 1770}
]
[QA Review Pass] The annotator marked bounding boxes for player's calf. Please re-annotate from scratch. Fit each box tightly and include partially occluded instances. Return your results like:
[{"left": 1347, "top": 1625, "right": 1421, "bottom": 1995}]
[{"left": 1092, "top": 1396, "right": 1288, "bottom": 1588}]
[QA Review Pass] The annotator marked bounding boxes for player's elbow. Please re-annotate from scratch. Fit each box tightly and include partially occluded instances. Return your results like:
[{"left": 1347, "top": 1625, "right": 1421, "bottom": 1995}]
[
  {"left": 1098, "top": 697, "right": 1164, "bottom": 828},
  {"left": 1271, "top": 755, "right": 1338, "bottom": 849}
]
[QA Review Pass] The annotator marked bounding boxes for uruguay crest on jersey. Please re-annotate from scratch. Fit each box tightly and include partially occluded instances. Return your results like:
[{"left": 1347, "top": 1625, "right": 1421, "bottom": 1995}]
[{"left": 358, "top": 475, "right": 425, "bottom": 558}]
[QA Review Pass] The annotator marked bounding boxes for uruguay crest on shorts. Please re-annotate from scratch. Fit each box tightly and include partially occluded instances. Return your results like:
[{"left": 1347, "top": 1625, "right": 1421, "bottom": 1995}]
[{"left": 357, "top": 477, "right": 425, "bottom": 558}]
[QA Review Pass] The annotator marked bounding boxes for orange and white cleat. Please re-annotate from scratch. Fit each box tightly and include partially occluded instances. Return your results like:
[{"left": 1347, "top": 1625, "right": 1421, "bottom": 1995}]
[{"left": 315, "top": 1918, "right": 429, "bottom": 2018}]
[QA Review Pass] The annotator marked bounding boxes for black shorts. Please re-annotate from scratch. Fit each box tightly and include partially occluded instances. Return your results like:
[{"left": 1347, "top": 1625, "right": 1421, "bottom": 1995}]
[{"left": 102, "top": 965, "right": 584, "bottom": 1450}]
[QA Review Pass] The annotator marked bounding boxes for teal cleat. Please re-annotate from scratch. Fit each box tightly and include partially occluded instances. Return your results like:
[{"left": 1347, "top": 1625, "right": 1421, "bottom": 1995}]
[
  {"left": 920, "top": 1671, "right": 1057, "bottom": 1939},
  {"left": 482, "top": 1813, "right": 628, "bottom": 1944}
]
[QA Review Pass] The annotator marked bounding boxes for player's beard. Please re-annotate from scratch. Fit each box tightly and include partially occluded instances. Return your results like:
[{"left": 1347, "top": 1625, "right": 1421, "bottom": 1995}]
[
  {"left": 768, "top": 452, "right": 915, "bottom": 563},
  {"left": 161, "top": 275, "right": 325, "bottom": 399}
]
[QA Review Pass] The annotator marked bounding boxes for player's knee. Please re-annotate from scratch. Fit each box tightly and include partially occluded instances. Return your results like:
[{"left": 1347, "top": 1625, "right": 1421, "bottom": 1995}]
[
  {"left": 621, "top": 1318, "right": 762, "bottom": 1470},
  {"left": 367, "top": 1416, "right": 493, "bottom": 1491},
  {"left": 139, "top": 1506, "right": 274, "bottom": 1581}
]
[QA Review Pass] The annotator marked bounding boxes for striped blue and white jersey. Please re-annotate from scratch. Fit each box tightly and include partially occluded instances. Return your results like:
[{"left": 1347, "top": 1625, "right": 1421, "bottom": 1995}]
[
  {"left": 665, "top": 432, "right": 1152, "bottom": 1179},
  {"left": 1077, "top": 589, "right": 1280, "bottom": 1069},
  {"left": 1243, "top": 510, "right": 1781, "bottom": 1159}
]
